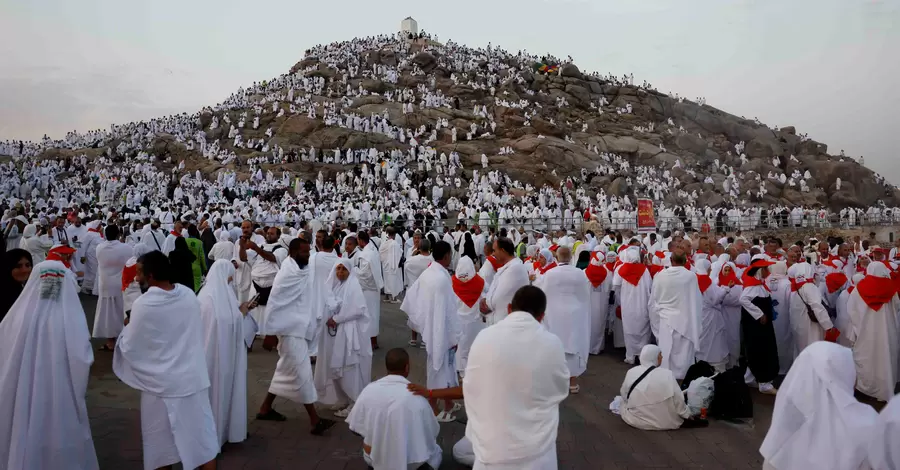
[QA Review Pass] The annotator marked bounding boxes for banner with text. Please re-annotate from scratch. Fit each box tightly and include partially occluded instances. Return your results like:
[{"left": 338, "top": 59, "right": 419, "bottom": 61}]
[{"left": 637, "top": 199, "right": 657, "bottom": 233}]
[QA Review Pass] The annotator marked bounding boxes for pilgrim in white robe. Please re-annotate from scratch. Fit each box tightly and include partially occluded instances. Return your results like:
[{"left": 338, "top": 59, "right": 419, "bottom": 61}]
[
  {"left": 612, "top": 248, "right": 652, "bottom": 361},
  {"left": 585, "top": 255, "right": 612, "bottom": 354},
  {"left": 113, "top": 284, "right": 219, "bottom": 470},
  {"left": 264, "top": 256, "right": 318, "bottom": 404},
  {"left": 619, "top": 345, "right": 692, "bottom": 431},
  {"left": 92, "top": 239, "right": 134, "bottom": 339},
  {"left": 760, "top": 342, "right": 878, "bottom": 470},
  {"left": 197, "top": 260, "right": 248, "bottom": 447},
  {"left": 870, "top": 393, "right": 900, "bottom": 470},
  {"left": 207, "top": 230, "right": 234, "bottom": 262},
  {"left": 379, "top": 234, "right": 404, "bottom": 298},
  {"left": 404, "top": 253, "right": 432, "bottom": 288},
  {"left": 314, "top": 259, "right": 373, "bottom": 407},
  {"left": 766, "top": 263, "right": 795, "bottom": 374},
  {"left": 0, "top": 260, "right": 98, "bottom": 470},
  {"left": 451, "top": 257, "right": 486, "bottom": 378},
  {"left": 81, "top": 223, "right": 103, "bottom": 292},
  {"left": 465, "top": 311, "right": 569, "bottom": 469},
  {"left": 482, "top": 258, "right": 530, "bottom": 325},
  {"left": 536, "top": 264, "right": 592, "bottom": 378},
  {"left": 347, "top": 375, "right": 442, "bottom": 470},
  {"left": 402, "top": 262, "right": 462, "bottom": 390},
  {"left": 846, "top": 263, "right": 900, "bottom": 402},
  {"left": 356, "top": 244, "right": 384, "bottom": 338},
  {"left": 649, "top": 266, "right": 702, "bottom": 380},
  {"left": 788, "top": 265, "right": 833, "bottom": 356},
  {"left": 694, "top": 260, "right": 729, "bottom": 370},
  {"left": 308, "top": 249, "right": 341, "bottom": 357}
]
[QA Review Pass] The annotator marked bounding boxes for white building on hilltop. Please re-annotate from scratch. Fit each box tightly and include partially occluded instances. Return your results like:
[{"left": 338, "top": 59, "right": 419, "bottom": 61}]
[{"left": 401, "top": 17, "right": 418, "bottom": 36}]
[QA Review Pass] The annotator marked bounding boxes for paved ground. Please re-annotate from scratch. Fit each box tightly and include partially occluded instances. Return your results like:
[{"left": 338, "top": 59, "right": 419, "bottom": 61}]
[{"left": 83, "top": 294, "right": 777, "bottom": 470}]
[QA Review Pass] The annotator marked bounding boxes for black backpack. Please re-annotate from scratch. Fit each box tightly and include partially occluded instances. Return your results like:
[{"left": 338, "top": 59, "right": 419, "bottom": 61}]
[
  {"left": 709, "top": 366, "right": 754, "bottom": 420},
  {"left": 681, "top": 360, "right": 716, "bottom": 390}
]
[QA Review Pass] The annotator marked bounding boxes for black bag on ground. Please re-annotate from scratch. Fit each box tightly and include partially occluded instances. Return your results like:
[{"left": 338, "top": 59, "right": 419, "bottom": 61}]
[{"left": 709, "top": 366, "right": 754, "bottom": 420}]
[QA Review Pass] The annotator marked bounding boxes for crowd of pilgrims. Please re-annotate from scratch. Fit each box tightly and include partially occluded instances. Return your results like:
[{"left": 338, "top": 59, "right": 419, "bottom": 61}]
[
  {"left": 2, "top": 32, "right": 900, "bottom": 470},
  {"left": 2, "top": 34, "right": 899, "bottom": 244},
  {"left": 2, "top": 205, "right": 900, "bottom": 469}
]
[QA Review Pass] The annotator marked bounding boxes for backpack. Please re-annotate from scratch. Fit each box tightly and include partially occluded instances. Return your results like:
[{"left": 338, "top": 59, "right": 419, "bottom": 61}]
[
  {"left": 709, "top": 366, "right": 754, "bottom": 420},
  {"left": 681, "top": 360, "right": 716, "bottom": 390}
]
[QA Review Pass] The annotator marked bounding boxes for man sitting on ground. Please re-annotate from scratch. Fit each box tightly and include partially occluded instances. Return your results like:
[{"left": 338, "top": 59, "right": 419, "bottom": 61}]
[{"left": 347, "top": 348, "right": 442, "bottom": 470}]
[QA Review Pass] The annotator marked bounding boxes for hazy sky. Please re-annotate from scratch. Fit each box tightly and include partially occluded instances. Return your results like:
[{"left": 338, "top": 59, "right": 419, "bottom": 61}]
[{"left": 1, "top": 0, "right": 897, "bottom": 182}]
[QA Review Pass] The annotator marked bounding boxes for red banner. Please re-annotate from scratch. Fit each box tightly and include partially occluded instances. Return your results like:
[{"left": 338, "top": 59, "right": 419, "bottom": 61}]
[{"left": 637, "top": 199, "right": 656, "bottom": 233}]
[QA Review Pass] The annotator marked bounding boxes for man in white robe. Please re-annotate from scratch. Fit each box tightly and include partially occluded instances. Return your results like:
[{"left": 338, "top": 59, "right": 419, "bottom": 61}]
[
  {"left": 308, "top": 235, "right": 341, "bottom": 359},
  {"left": 351, "top": 232, "right": 384, "bottom": 349},
  {"left": 379, "top": 227, "right": 404, "bottom": 302},
  {"left": 403, "top": 239, "right": 433, "bottom": 345},
  {"left": 846, "top": 262, "right": 900, "bottom": 402},
  {"left": 465, "top": 285, "right": 569, "bottom": 468},
  {"left": 480, "top": 237, "right": 530, "bottom": 325},
  {"left": 197, "top": 260, "right": 251, "bottom": 448},
  {"left": 347, "top": 349, "right": 442, "bottom": 470},
  {"left": 255, "top": 238, "right": 336, "bottom": 434},
  {"left": 0, "top": 258, "right": 99, "bottom": 470},
  {"left": 161, "top": 220, "right": 183, "bottom": 256},
  {"left": 648, "top": 252, "right": 702, "bottom": 380},
  {"left": 92, "top": 225, "right": 134, "bottom": 351},
  {"left": 238, "top": 226, "right": 288, "bottom": 336},
  {"left": 113, "top": 250, "right": 218, "bottom": 470},
  {"left": 314, "top": 258, "right": 373, "bottom": 419},
  {"left": 536, "top": 247, "right": 591, "bottom": 392},
  {"left": 401, "top": 240, "right": 462, "bottom": 420}
]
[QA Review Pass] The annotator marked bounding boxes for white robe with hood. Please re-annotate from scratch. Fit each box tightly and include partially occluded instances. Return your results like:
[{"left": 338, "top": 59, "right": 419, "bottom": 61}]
[
  {"left": 612, "top": 248, "right": 653, "bottom": 360},
  {"left": 620, "top": 345, "right": 692, "bottom": 431},
  {"left": 0, "top": 260, "right": 98, "bottom": 470},
  {"left": 197, "top": 260, "right": 248, "bottom": 447}
]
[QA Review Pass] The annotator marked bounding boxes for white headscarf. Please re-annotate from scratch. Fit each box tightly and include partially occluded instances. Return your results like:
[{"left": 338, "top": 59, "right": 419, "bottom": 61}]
[
  {"left": 539, "top": 248, "right": 554, "bottom": 265},
  {"left": 870, "top": 393, "right": 900, "bottom": 470},
  {"left": 198, "top": 260, "right": 239, "bottom": 318},
  {"left": 639, "top": 344, "right": 662, "bottom": 366},
  {"left": 22, "top": 224, "right": 37, "bottom": 239},
  {"left": 322, "top": 258, "right": 371, "bottom": 379},
  {"left": 455, "top": 256, "right": 476, "bottom": 282},
  {"left": 759, "top": 342, "right": 878, "bottom": 469}
]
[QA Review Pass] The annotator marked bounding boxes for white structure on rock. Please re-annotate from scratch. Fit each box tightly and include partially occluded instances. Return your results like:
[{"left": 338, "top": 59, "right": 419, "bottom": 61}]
[{"left": 400, "top": 17, "right": 418, "bottom": 36}]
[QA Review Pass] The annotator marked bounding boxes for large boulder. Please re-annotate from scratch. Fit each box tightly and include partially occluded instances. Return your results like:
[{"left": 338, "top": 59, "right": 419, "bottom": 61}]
[
  {"left": 560, "top": 63, "right": 583, "bottom": 79},
  {"left": 607, "top": 177, "right": 628, "bottom": 196}
]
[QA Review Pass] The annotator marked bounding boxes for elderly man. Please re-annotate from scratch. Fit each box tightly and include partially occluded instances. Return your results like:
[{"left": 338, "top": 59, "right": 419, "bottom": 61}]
[
  {"left": 479, "top": 237, "right": 530, "bottom": 326},
  {"left": 535, "top": 246, "right": 591, "bottom": 393}
]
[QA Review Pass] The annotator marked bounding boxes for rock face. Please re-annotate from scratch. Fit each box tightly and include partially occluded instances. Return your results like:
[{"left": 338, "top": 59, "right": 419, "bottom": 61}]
[{"left": 22, "top": 36, "right": 898, "bottom": 211}]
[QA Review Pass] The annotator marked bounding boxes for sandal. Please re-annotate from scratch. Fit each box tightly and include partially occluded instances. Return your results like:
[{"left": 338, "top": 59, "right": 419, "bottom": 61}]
[
  {"left": 98, "top": 344, "right": 114, "bottom": 352},
  {"left": 255, "top": 409, "right": 287, "bottom": 422},
  {"left": 310, "top": 418, "right": 336, "bottom": 435},
  {"left": 408, "top": 340, "right": 419, "bottom": 347},
  {"left": 450, "top": 402, "right": 463, "bottom": 413},
  {"left": 436, "top": 411, "right": 456, "bottom": 423},
  {"left": 569, "top": 384, "right": 580, "bottom": 394}
]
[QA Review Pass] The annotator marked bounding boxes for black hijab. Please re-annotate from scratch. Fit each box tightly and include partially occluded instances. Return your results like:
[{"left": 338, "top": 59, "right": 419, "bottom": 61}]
[{"left": 1, "top": 249, "right": 33, "bottom": 321}]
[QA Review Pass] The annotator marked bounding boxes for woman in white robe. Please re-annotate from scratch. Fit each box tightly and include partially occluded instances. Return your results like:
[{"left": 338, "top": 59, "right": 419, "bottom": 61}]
[
  {"left": 197, "top": 260, "right": 249, "bottom": 448},
  {"left": 788, "top": 262, "right": 835, "bottom": 356},
  {"left": 452, "top": 256, "right": 485, "bottom": 379},
  {"left": 586, "top": 250, "right": 612, "bottom": 355},
  {"left": 694, "top": 259, "right": 729, "bottom": 371},
  {"left": 208, "top": 230, "right": 235, "bottom": 262},
  {"left": 21, "top": 224, "right": 53, "bottom": 264},
  {"left": 0, "top": 259, "right": 98, "bottom": 470},
  {"left": 715, "top": 262, "right": 743, "bottom": 368},
  {"left": 612, "top": 247, "right": 652, "bottom": 363},
  {"left": 833, "top": 273, "right": 864, "bottom": 348},
  {"left": 619, "top": 345, "right": 693, "bottom": 431},
  {"left": 759, "top": 342, "right": 878, "bottom": 470},
  {"left": 870, "top": 392, "right": 900, "bottom": 470},
  {"left": 314, "top": 258, "right": 373, "bottom": 418},
  {"left": 766, "top": 262, "right": 794, "bottom": 374},
  {"left": 845, "top": 262, "right": 900, "bottom": 402}
]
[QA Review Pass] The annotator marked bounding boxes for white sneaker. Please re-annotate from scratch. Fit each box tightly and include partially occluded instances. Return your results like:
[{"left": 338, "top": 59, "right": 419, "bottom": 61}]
[
  {"left": 759, "top": 382, "right": 778, "bottom": 395},
  {"left": 334, "top": 404, "right": 353, "bottom": 419}
]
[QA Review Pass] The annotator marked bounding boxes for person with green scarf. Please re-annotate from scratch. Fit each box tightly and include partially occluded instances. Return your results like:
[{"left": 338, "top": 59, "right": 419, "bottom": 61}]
[{"left": 186, "top": 224, "right": 208, "bottom": 292}]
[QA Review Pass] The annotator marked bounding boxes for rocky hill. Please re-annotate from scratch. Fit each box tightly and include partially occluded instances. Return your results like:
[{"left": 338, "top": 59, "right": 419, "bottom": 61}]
[{"left": 30, "top": 35, "right": 900, "bottom": 211}]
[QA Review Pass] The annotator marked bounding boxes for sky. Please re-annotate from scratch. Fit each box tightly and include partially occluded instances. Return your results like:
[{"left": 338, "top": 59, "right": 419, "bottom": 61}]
[{"left": 1, "top": 0, "right": 897, "bottom": 182}]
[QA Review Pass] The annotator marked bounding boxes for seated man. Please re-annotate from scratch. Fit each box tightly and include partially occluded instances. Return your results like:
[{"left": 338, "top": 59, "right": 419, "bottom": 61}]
[
  {"left": 347, "top": 348, "right": 442, "bottom": 470},
  {"left": 618, "top": 344, "right": 698, "bottom": 431}
]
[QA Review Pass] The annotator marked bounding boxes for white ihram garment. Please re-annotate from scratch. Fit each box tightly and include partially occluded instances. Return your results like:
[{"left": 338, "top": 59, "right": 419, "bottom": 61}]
[
  {"left": 197, "top": 260, "right": 248, "bottom": 447},
  {"left": 760, "top": 342, "right": 878, "bottom": 470},
  {"left": 612, "top": 251, "right": 652, "bottom": 360},
  {"left": 483, "top": 258, "right": 530, "bottom": 325},
  {"left": 587, "top": 264, "right": 612, "bottom": 355},
  {"left": 347, "top": 375, "right": 442, "bottom": 470},
  {"left": 379, "top": 236, "right": 404, "bottom": 296},
  {"left": 465, "top": 312, "right": 569, "bottom": 468},
  {"left": 314, "top": 259, "right": 373, "bottom": 405},
  {"left": 402, "top": 262, "right": 462, "bottom": 389},
  {"left": 452, "top": 257, "right": 485, "bottom": 377},
  {"left": 536, "top": 265, "right": 592, "bottom": 377},
  {"left": 308, "top": 250, "right": 340, "bottom": 357},
  {"left": 92, "top": 240, "right": 134, "bottom": 338},
  {"left": 264, "top": 257, "right": 318, "bottom": 403},
  {"left": 0, "top": 260, "right": 98, "bottom": 470},
  {"left": 649, "top": 267, "right": 702, "bottom": 380},
  {"left": 355, "top": 245, "right": 383, "bottom": 337},
  {"left": 113, "top": 284, "right": 218, "bottom": 470}
]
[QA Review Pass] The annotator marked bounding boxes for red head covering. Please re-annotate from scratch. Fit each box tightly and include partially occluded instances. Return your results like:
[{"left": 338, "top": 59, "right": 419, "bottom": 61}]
[
  {"left": 617, "top": 263, "right": 646, "bottom": 286},
  {"left": 696, "top": 274, "right": 712, "bottom": 294},
  {"left": 585, "top": 253, "right": 608, "bottom": 288},
  {"left": 825, "top": 272, "right": 849, "bottom": 294},
  {"left": 856, "top": 276, "right": 897, "bottom": 311},
  {"left": 452, "top": 274, "right": 485, "bottom": 308},
  {"left": 718, "top": 265, "right": 742, "bottom": 287}
]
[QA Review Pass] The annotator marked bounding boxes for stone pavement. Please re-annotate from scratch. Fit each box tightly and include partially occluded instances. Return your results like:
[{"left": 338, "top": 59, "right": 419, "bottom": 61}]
[{"left": 82, "top": 294, "right": 775, "bottom": 469}]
